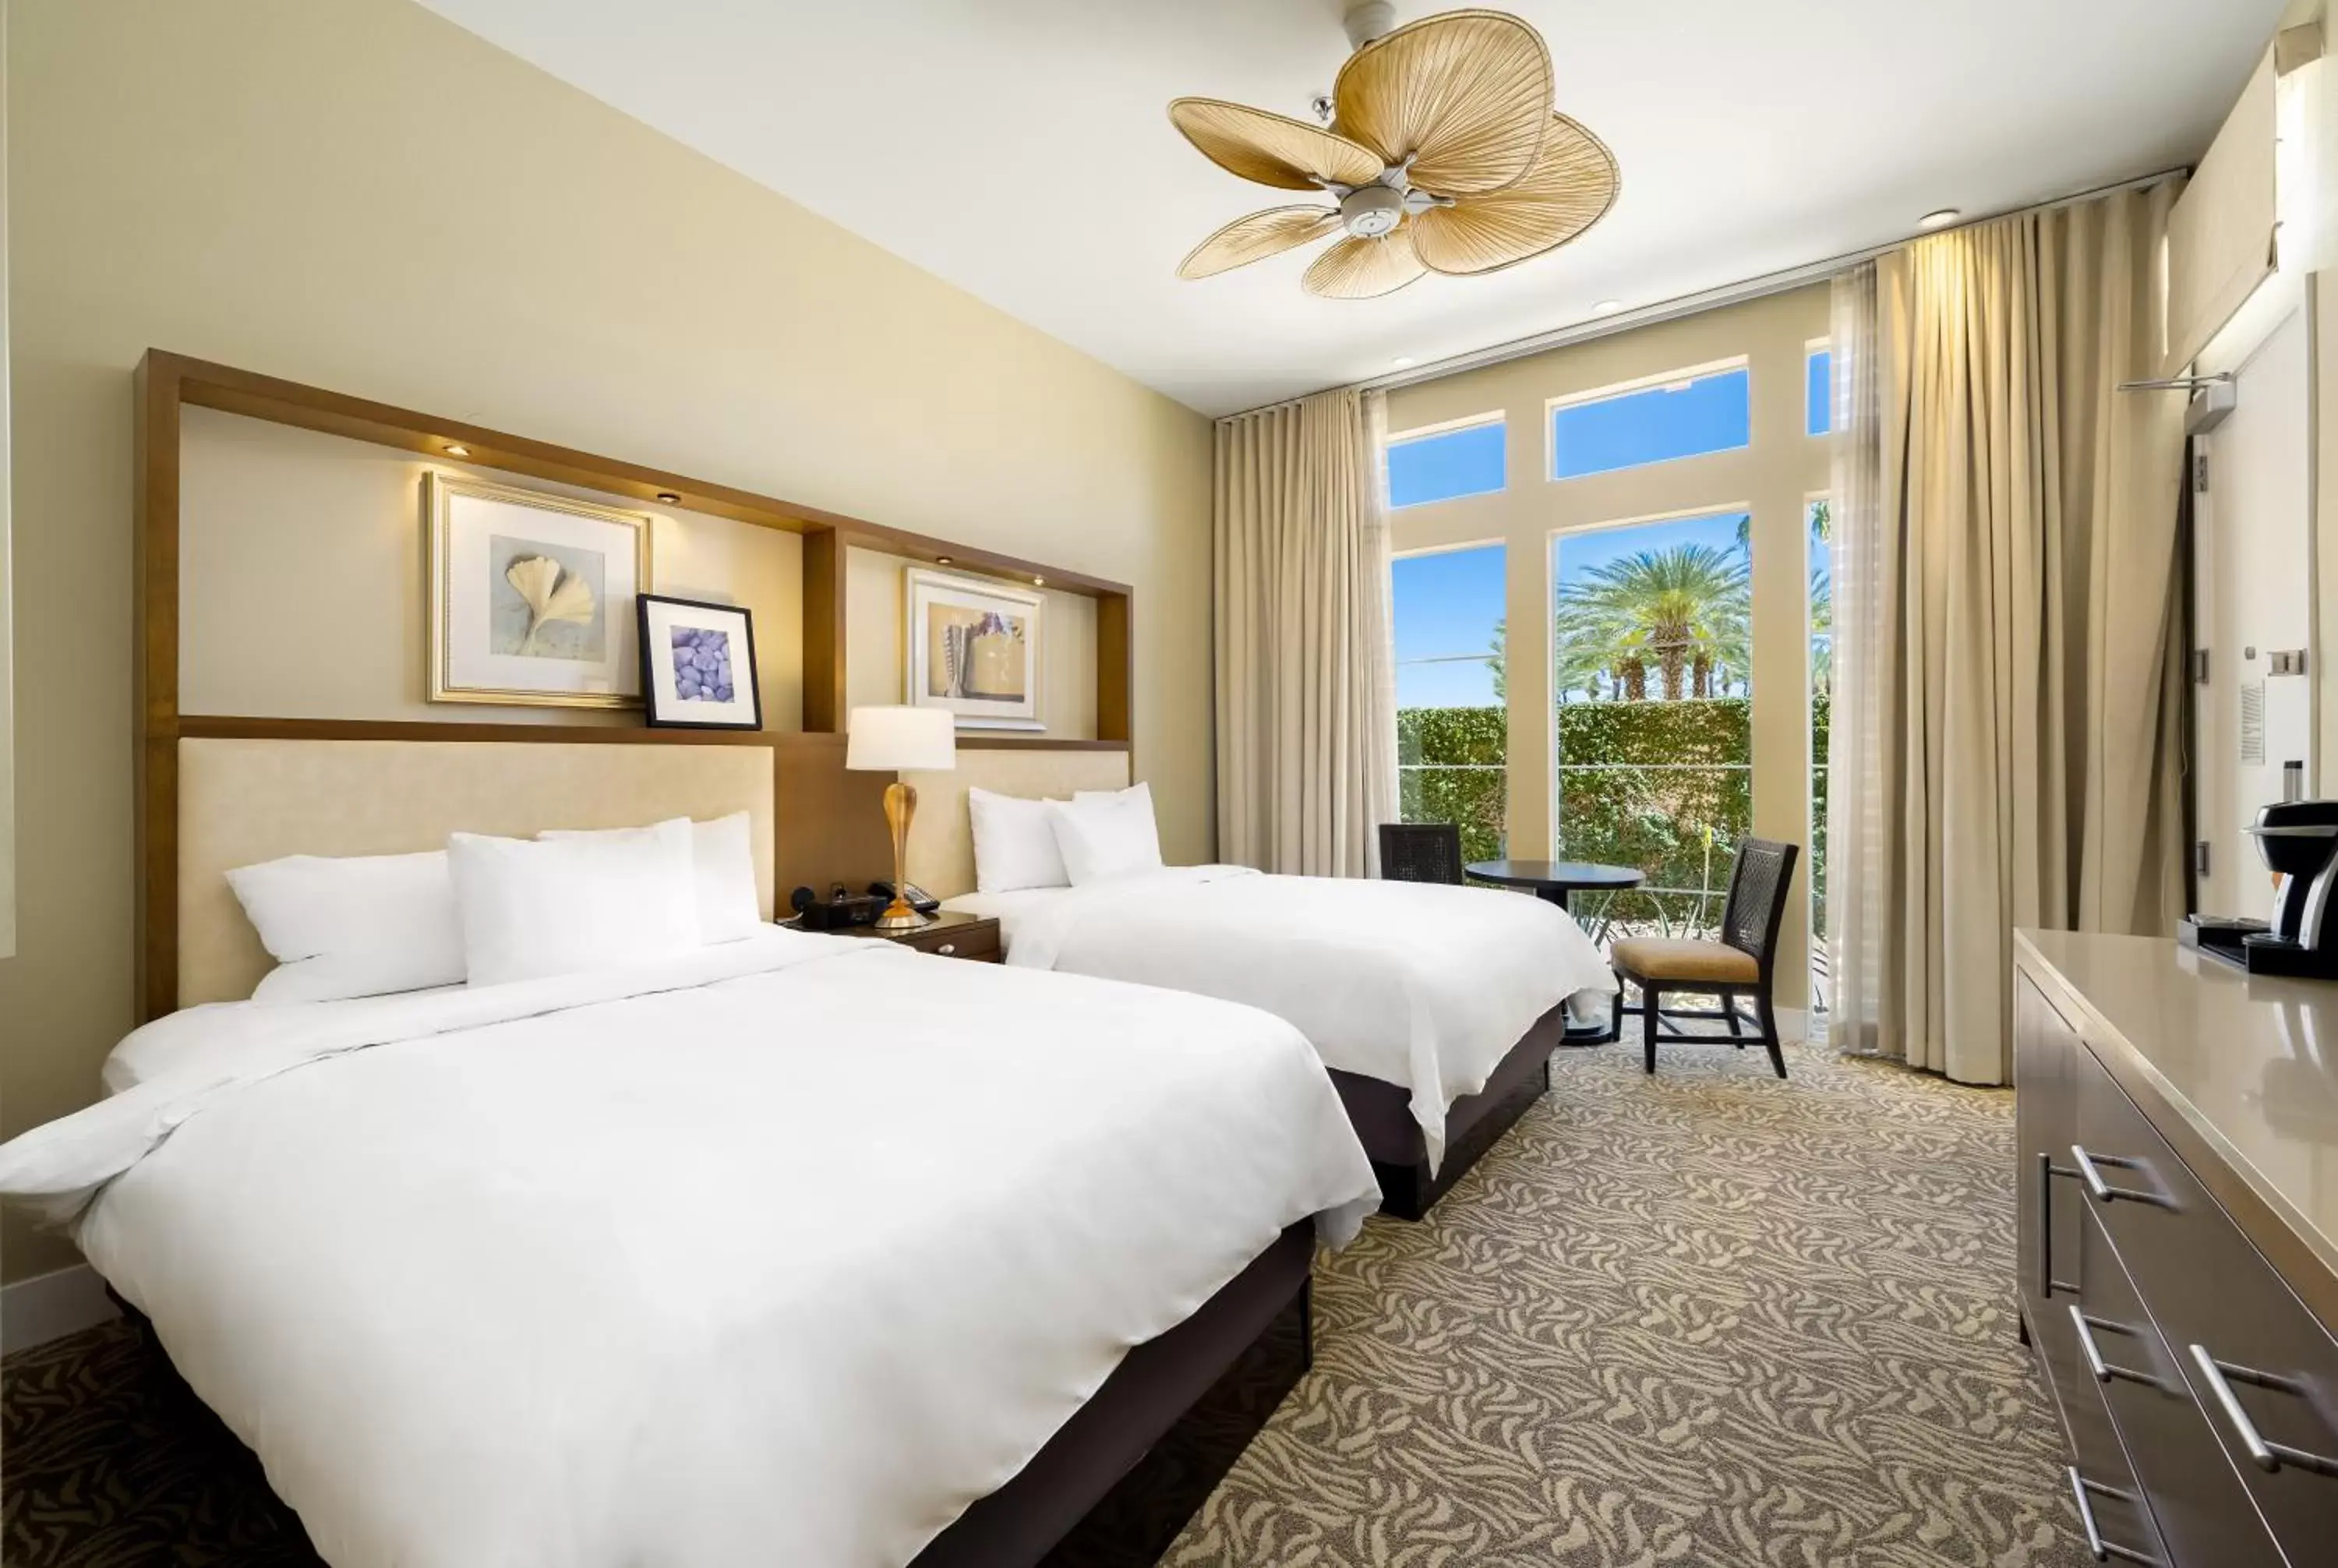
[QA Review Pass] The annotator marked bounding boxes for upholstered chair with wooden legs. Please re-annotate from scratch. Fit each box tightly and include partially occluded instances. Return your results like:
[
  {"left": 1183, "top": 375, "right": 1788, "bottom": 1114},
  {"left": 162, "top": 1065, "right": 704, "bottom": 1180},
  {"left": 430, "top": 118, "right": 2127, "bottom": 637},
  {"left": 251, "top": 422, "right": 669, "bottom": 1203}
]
[
  {"left": 1377, "top": 822, "right": 1466, "bottom": 885},
  {"left": 1610, "top": 838, "right": 1800, "bottom": 1078}
]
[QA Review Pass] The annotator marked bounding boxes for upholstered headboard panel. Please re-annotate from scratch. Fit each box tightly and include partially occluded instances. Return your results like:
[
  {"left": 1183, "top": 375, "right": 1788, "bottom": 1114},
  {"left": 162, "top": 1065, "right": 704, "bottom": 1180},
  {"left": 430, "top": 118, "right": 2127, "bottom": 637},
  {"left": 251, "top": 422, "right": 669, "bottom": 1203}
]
[
  {"left": 899, "top": 748, "right": 1134, "bottom": 900},
  {"left": 177, "top": 736, "right": 776, "bottom": 1007}
]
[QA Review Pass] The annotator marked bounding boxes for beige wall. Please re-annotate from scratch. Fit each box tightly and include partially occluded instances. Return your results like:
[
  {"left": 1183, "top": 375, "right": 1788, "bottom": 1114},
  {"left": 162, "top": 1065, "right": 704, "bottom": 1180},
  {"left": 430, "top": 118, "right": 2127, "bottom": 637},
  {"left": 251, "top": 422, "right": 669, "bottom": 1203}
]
[
  {"left": 179, "top": 408, "right": 808, "bottom": 729},
  {"left": 0, "top": 0, "right": 1212, "bottom": 1284},
  {"left": 1385, "top": 286, "right": 1831, "bottom": 1006}
]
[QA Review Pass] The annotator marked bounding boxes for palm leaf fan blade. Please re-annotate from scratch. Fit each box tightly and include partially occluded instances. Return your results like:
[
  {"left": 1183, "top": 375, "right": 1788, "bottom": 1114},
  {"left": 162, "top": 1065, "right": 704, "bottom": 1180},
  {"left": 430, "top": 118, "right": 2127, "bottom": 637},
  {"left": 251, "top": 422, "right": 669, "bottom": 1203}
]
[
  {"left": 1167, "top": 98, "right": 1384, "bottom": 190},
  {"left": 1332, "top": 9, "right": 1553, "bottom": 196},
  {"left": 1303, "top": 225, "right": 1428, "bottom": 299},
  {"left": 1412, "top": 114, "right": 1619, "bottom": 275},
  {"left": 1178, "top": 206, "right": 1344, "bottom": 279}
]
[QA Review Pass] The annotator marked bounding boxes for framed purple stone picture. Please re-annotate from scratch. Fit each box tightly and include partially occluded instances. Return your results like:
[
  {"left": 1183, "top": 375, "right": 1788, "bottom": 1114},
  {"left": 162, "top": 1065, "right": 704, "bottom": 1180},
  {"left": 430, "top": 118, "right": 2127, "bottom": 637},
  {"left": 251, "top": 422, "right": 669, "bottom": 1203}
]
[{"left": 636, "top": 594, "right": 762, "bottom": 730}]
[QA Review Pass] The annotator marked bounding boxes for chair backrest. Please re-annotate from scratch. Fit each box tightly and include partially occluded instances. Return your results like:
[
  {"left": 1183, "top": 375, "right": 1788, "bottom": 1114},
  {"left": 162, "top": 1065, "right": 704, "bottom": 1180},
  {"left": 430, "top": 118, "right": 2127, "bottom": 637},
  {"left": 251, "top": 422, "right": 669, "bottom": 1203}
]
[
  {"left": 1378, "top": 822, "right": 1465, "bottom": 885},
  {"left": 1718, "top": 837, "right": 1800, "bottom": 969}
]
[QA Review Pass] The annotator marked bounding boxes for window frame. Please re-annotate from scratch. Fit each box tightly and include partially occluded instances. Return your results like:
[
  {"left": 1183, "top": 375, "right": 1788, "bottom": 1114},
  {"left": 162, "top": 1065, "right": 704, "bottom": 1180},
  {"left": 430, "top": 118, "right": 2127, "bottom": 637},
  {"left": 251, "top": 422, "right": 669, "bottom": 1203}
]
[
  {"left": 1804, "top": 337, "right": 1834, "bottom": 438},
  {"left": 1383, "top": 410, "right": 1508, "bottom": 510},
  {"left": 1543, "top": 355, "right": 1753, "bottom": 484}
]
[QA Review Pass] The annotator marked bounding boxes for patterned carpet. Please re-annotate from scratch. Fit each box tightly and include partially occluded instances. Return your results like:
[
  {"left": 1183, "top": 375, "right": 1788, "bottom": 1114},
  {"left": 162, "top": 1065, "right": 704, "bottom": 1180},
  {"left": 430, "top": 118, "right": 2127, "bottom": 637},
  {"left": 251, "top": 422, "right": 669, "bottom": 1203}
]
[
  {"left": 2, "top": 1038, "right": 2084, "bottom": 1567},
  {"left": 1165, "top": 1039, "right": 2088, "bottom": 1568}
]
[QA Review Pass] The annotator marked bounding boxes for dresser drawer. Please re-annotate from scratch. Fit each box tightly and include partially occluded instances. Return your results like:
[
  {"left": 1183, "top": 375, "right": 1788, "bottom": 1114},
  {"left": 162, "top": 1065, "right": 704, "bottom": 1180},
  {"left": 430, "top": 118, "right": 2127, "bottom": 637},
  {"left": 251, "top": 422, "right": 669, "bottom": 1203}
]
[
  {"left": 2071, "top": 1043, "right": 2338, "bottom": 1557},
  {"left": 2056, "top": 1315, "right": 2171, "bottom": 1568},
  {"left": 2075, "top": 1204, "right": 2282, "bottom": 1564}
]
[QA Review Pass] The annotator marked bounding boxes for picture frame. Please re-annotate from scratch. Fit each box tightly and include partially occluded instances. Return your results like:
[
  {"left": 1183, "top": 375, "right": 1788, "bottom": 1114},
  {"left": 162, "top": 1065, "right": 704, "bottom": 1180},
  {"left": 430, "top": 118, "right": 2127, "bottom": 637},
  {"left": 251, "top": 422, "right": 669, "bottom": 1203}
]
[
  {"left": 637, "top": 593, "right": 763, "bottom": 730},
  {"left": 426, "top": 472, "right": 652, "bottom": 708},
  {"left": 903, "top": 567, "right": 1044, "bottom": 731}
]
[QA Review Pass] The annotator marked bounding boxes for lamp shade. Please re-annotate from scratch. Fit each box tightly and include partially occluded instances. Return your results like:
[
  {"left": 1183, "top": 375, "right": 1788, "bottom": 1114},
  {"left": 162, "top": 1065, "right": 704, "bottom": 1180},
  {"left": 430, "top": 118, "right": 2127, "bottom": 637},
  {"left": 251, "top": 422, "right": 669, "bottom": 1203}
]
[{"left": 845, "top": 705, "right": 957, "bottom": 772}]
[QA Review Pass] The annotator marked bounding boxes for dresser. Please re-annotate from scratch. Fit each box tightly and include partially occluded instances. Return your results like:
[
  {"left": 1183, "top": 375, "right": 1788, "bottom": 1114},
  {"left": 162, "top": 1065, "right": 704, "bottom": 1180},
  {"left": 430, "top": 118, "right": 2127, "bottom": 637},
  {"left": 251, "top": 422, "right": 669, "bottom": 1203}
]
[{"left": 2015, "top": 931, "right": 2338, "bottom": 1566}]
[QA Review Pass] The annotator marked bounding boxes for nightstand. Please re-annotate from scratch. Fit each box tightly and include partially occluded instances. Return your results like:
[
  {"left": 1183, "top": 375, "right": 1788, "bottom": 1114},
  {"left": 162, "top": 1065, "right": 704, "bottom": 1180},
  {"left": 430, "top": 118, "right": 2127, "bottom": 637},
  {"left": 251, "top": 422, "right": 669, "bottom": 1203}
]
[{"left": 824, "top": 909, "right": 1001, "bottom": 963}]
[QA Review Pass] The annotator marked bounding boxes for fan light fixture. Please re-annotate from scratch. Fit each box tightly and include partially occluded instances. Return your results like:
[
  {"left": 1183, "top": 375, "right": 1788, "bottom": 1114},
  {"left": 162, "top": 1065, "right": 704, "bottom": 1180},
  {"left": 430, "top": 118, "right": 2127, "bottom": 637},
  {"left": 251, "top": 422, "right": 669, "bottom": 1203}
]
[{"left": 1169, "top": 5, "right": 1618, "bottom": 300}]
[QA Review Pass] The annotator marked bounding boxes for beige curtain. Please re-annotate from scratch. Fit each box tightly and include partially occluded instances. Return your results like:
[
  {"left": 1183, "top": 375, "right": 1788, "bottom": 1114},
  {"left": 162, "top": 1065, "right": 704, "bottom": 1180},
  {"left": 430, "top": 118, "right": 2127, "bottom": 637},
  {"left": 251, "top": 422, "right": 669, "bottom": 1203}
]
[
  {"left": 1215, "top": 387, "right": 1399, "bottom": 877},
  {"left": 1826, "top": 182, "right": 2189, "bottom": 1084}
]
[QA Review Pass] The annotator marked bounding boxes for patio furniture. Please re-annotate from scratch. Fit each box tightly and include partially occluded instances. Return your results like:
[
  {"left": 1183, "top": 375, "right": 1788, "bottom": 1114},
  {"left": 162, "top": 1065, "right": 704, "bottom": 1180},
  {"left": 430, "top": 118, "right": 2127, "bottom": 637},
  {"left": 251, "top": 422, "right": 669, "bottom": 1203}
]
[
  {"left": 1378, "top": 822, "right": 1466, "bottom": 885},
  {"left": 1611, "top": 838, "right": 1799, "bottom": 1078},
  {"left": 1465, "top": 858, "right": 1648, "bottom": 1047}
]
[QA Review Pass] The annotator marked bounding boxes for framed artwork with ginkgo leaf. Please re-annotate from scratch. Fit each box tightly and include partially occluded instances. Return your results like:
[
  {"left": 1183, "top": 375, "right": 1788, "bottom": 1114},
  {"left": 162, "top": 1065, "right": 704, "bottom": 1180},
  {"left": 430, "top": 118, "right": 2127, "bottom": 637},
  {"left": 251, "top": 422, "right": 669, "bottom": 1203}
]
[{"left": 425, "top": 472, "right": 652, "bottom": 708}]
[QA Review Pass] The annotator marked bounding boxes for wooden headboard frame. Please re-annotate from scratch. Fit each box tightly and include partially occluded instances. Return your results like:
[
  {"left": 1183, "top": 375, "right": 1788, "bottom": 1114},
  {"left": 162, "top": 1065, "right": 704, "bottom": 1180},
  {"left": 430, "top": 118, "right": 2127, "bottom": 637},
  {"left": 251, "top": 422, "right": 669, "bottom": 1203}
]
[{"left": 133, "top": 350, "right": 1134, "bottom": 1019}]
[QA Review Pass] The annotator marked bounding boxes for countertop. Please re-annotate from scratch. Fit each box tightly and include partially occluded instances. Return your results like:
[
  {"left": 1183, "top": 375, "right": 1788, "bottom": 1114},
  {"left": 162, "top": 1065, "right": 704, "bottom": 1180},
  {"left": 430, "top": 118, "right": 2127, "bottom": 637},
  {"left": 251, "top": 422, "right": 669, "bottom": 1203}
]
[{"left": 2016, "top": 929, "right": 2338, "bottom": 1300}]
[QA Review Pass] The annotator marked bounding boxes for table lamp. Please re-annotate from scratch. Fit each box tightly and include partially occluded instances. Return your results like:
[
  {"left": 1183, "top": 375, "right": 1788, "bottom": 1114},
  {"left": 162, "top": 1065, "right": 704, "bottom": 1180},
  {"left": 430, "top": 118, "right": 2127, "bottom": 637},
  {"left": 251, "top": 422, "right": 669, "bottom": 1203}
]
[{"left": 845, "top": 705, "right": 957, "bottom": 930}]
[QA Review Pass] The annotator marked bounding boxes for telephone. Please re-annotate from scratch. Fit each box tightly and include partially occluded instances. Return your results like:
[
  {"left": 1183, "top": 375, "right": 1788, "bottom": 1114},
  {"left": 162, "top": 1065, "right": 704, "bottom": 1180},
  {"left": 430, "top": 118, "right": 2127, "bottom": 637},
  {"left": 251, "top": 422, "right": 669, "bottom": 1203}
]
[
  {"left": 789, "top": 885, "right": 886, "bottom": 931},
  {"left": 869, "top": 880, "right": 941, "bottom": 914}
]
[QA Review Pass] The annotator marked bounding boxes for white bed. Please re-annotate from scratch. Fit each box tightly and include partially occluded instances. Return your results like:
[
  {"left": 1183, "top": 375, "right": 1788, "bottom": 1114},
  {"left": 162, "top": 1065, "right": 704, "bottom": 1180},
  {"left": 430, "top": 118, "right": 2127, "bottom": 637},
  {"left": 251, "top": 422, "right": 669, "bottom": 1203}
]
[
  {"left": 946, "top": 863, "right": 1616, "bottom": 1171},
  {"left": 0, "top": 929, "right": 1378, "bottom": 1568}
]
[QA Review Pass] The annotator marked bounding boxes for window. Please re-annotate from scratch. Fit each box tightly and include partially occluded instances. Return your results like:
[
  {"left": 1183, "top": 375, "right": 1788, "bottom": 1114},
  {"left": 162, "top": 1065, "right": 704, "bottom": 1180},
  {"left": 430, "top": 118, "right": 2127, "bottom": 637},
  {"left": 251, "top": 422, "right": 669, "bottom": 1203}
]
[
  {"left": 1549, "top": 362, "right": 1750, "bottom": 481},
  {"left": 1386, "top": 415, "right": 1505, "bottom": 508},
  {"left": 1393, "top": 544, "right": 1507, "bottom": 863},
  {"left": 1551, "top": 510, "right": 1751, "bottom": 945},
  {"left": 1806, "top": 496, "right": 1831, "bottom": 1012},
  {"left": 1806, "top": 344, "right": 1833, "bottom": 436}
]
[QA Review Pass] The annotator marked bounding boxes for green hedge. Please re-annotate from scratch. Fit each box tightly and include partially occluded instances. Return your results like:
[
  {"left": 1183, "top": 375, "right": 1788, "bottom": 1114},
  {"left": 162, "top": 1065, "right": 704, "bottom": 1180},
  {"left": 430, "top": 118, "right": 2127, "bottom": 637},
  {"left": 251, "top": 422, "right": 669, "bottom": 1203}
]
[
  {"left": 1397, "top": 705, "right": 1506, "bottom": 768},
  {"left": 1397, "top": 695, "right": 1831, "bottom": 906}
]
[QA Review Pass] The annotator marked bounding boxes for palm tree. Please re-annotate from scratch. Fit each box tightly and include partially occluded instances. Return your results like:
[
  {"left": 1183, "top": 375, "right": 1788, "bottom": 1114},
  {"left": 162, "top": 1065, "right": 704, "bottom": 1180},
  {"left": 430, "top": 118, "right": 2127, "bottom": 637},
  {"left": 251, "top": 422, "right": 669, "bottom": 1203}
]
[{"left": 1555, "top": 544, "right": 1750, "bottom": 702}]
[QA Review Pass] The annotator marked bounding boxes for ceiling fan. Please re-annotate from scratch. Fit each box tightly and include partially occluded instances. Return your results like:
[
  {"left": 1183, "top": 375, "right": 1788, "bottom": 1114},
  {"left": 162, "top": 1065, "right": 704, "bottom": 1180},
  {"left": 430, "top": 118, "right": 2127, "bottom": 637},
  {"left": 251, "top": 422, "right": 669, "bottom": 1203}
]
[{"left": 1168, "top": 3, "right": 1618, "bottom": 299}]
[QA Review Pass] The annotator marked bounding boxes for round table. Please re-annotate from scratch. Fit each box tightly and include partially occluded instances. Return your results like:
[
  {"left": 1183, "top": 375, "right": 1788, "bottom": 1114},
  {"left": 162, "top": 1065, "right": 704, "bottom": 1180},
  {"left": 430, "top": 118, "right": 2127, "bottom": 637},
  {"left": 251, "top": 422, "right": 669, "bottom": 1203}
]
[
  {"left": 1467, "top": 860, "right": 1646, "bottom": 1045},
  {"left": 1466, "top": 858, "right": 1645, "bottom": 913}
]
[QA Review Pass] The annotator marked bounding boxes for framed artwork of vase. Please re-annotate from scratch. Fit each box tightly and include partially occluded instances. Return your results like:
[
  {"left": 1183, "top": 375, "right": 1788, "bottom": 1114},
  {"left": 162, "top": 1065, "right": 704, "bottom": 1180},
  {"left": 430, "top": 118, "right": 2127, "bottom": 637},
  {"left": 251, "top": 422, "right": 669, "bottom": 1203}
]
[
  {"left": 426, "top": 472, "right": 652, "bottom": 708},
  {"left": 637, "top": 593, "right": 762, "bottom": 730},
  {"left": 903, "top": 567, "right": 1044, "bottom": 731}
]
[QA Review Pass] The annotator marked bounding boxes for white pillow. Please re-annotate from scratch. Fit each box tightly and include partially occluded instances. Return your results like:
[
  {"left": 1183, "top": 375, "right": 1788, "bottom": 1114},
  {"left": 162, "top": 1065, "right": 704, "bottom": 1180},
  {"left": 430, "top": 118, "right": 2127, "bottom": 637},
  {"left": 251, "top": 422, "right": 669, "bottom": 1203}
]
[
  {"left": 447, "top": 818, "right": 699, "bottom": 986},
  {"left": 968, "top": 787, "right": 1071, "bottom": 893},
  {"left": 540, "top": 811, "right": 761, "bottom": 944},
  {"left": 227, "top": 849, "right": 465, "bottom": 1004},
  {"left": 1047, "top": 782, "right": 1164, "bottom": 885}
]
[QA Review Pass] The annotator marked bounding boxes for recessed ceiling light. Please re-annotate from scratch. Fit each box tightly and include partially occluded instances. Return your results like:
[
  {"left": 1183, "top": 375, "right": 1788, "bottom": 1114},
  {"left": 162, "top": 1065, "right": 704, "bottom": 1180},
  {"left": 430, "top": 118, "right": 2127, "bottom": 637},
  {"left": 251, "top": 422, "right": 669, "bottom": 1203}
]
[
  {"left": 655, "top": 491, "right": 680, "bottom": 504},
  {"left": 442, "top": 443, "right": 470, "bottom": 458},
  {"left": 1917, "top": 208, "right": 1962, "bottom": 231},
  {"left": 1589, "top": 299, "right": 1624, "bottom": 316},
  {"left": 1390, "top": 355, "right": 1415, "bottom": 369},
  {"left": 1032, "top": 576, "right": 1045, "bottom": 587},
  {"left": 936, "top": 556, "right": 953, "bottom": 566}
]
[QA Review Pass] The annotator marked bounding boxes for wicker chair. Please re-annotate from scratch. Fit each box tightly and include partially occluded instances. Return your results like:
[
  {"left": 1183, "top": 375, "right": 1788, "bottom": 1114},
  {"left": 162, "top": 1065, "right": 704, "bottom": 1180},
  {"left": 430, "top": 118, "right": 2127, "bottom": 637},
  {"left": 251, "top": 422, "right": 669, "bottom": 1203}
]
[
  {"left": 1610, "top": 838, "right": 1799, "bottom": 1078},
  {"left": 1378, "top": 823, "right": 1465, "bottom": 886}
]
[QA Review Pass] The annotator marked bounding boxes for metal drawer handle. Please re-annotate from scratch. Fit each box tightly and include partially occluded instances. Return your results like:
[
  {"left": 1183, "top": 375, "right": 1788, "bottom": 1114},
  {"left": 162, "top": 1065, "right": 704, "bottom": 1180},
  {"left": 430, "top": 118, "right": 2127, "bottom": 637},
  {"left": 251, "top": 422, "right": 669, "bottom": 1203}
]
[
  {"left": 2066, "top": 1467, "right": 2156, "bottom": 1563},
  {"left": 2187, "top": 1344, "right": 2338, "bottom": 1478},
  {"left": 2068, "top": 1306, "right": 2157, "bottom": 1388},
  {"left": 2070, "top": 1145, "right": 2170, "bottom": 1207},
  {"left": 2037, "top": 1153, "right": 2082, "bottom": 1299}
]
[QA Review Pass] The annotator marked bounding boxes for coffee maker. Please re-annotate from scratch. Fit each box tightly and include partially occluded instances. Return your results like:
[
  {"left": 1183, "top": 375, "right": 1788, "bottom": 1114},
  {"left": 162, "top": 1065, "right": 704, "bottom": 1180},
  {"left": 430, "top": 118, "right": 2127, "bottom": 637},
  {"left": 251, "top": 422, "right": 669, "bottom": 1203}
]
[{"left": 2181, "top": 799, "right": 2338, "bottom": 978}]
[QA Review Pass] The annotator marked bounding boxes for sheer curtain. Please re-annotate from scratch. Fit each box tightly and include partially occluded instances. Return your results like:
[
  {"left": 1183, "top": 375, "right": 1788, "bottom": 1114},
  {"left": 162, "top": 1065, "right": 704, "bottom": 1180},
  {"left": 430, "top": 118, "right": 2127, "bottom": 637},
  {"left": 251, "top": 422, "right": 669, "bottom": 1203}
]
[
  {"left": 1214, "top": 387, "right": 1399, "bottom": 877},
  {"left": 1825, "top": 182, "right": 2188, "bottom": 1083}
]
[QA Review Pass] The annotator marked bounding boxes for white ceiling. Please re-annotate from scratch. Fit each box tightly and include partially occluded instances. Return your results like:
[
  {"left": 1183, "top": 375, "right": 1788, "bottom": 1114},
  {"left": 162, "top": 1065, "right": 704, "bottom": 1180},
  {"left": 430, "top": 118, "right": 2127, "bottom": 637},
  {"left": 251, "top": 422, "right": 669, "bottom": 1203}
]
[{"left": 418, "top": 0, "right": 2286, "bottom": 415}]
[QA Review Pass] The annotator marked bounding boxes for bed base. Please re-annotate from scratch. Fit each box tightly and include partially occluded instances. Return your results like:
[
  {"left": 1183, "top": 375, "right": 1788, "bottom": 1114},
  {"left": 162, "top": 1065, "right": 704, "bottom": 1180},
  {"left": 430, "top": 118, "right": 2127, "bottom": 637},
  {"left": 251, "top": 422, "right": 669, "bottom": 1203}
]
[
  {"left": 1329, "top": 1002, "right": 1566, "bottom": 1220},
  {"left": 107, "top": 1224, "right": 1312, "bottom": 1568},
  {"left": 918, "top": 1221, "right": 1312, "bottom": 1566}
]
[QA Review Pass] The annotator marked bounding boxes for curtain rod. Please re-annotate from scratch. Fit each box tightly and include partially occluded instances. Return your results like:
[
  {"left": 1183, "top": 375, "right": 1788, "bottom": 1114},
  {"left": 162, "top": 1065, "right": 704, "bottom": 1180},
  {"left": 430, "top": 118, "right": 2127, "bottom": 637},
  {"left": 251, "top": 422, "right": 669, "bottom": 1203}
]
[{"left": 1217, "top": 165, "right": 2188, "bottom": 423}]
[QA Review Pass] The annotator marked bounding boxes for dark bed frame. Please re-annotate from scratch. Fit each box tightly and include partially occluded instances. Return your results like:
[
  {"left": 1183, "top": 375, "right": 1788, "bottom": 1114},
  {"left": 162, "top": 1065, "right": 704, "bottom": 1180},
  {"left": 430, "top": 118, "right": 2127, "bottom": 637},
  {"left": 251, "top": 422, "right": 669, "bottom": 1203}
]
[
  {"left": 111, "top": 1224, "right": 1314, "bottom": 1568},
  {"left": 1329, "top": 1001, "right": 1566, "bottom": 1220}
]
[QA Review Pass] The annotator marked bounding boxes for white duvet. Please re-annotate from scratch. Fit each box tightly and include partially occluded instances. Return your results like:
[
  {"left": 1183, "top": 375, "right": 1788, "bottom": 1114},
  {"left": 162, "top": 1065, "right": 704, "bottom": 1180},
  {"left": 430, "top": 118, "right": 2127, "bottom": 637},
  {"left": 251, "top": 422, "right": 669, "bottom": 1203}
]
[
  {"left": 947, "top": 867, "right": 1616, "bottom": 1168},
  {"left": 0, "top": 929, "right": 1379, "bottom": 1568}
]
